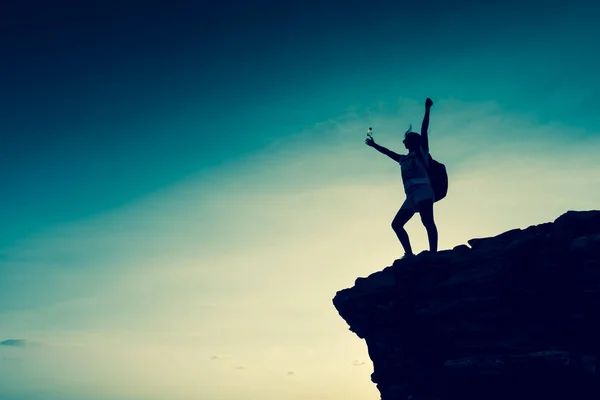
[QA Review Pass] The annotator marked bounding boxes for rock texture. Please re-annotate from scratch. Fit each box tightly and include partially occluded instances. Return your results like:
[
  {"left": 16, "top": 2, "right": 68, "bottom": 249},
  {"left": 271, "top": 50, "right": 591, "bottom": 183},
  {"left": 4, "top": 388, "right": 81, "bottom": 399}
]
[{"left": 333, "top": 210, "right": 600, "bottom": 400}]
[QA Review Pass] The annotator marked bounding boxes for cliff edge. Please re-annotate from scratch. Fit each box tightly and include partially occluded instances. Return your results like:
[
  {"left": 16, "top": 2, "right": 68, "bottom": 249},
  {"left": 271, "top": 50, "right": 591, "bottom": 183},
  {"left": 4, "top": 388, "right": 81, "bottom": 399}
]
[{"left": 333, "top": 210, "right": 600, "bottom": 400}]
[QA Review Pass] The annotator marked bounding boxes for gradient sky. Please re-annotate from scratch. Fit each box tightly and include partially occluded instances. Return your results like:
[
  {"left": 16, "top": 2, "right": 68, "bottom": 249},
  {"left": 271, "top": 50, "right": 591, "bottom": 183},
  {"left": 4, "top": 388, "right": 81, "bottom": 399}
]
[{"left": 1, "top": 1, "right": 600, "bottom": 399}]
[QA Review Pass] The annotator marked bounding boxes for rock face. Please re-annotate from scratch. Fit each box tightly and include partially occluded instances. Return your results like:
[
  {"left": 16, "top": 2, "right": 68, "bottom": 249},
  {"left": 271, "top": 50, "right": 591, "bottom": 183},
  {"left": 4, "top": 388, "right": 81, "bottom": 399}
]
[{"left": 333, "top": 210, "right": 600, "bottom": 400}]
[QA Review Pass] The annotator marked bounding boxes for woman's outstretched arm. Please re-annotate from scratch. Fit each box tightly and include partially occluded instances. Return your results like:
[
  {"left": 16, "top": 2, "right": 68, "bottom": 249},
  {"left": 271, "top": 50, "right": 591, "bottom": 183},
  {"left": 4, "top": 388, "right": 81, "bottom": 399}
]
[
  {"left": 365, "top": 137, "right": 404, "bottom": 162},
  {"left": 420, "top": 98, "right": 433, "bottom": 152}
]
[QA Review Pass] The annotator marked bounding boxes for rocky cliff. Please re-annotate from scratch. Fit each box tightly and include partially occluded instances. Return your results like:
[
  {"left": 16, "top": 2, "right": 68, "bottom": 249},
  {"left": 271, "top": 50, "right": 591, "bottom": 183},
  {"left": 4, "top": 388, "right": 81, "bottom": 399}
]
[{"left": 333, "top": 210, "right": 600, "bottom": 400}]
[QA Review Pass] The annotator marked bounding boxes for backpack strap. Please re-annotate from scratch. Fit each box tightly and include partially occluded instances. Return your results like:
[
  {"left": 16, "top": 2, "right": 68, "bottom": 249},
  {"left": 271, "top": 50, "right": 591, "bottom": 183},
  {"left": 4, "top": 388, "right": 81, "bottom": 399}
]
[{"left": 415, "top": 147, "right": 430, "bottom": 174}]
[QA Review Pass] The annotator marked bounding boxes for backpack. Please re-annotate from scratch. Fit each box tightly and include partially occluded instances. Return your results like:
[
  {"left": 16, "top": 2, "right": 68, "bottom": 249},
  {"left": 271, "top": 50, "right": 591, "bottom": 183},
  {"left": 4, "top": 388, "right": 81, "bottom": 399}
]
[{"left": 417, "top": 152, "right": 448, "bottom": 202}]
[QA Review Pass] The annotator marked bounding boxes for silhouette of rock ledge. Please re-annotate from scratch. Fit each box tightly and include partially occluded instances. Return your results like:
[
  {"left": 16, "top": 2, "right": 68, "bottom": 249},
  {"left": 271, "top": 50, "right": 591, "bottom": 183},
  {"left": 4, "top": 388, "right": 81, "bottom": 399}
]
[{"left": 333, "top": 210, "right": 600, "bottom": 400}]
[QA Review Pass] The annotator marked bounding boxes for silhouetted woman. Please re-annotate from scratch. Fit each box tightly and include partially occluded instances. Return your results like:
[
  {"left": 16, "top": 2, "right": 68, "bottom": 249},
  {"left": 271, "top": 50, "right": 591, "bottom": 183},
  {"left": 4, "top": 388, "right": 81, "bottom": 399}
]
[{"left": 365, "top": 97, "right": 438, "bottom": 258}]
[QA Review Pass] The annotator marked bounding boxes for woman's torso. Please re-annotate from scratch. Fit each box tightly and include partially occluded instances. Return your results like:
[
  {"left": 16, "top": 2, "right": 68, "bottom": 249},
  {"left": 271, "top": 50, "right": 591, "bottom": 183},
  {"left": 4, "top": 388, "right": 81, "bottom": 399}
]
[{"left": 400, "top": 146, "right": 431, "bottom": 192}]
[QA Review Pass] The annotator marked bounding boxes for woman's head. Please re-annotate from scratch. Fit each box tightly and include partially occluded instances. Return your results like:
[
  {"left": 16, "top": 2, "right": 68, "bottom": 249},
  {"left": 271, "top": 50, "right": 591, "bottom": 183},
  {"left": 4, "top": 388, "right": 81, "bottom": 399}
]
[{"left": 402, "top": 125, "right": 421, "bottom": 150}]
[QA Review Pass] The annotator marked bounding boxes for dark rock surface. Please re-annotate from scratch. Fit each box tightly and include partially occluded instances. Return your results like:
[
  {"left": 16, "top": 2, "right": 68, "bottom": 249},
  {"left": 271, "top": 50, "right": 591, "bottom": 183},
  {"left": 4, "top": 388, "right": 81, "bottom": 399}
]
[{"left": 333, "top": 210, "right": 600, "bottom": 400}]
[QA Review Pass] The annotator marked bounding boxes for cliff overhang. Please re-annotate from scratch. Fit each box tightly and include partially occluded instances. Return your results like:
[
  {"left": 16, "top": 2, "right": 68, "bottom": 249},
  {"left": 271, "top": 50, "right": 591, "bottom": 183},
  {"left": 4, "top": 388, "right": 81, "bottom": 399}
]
[{"left": 333, "top": 210, "right": 600, "bottom": 400}]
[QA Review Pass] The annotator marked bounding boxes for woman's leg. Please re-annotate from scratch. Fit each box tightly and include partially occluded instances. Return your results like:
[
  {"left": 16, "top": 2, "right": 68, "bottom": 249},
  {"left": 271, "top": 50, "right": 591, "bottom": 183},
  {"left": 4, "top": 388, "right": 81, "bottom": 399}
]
[
  {"left": 392, "top": 205, "right": 416, "bottom": 255},
  {"left": 418, "top": 199, "right": 438, "bottom": 252}
]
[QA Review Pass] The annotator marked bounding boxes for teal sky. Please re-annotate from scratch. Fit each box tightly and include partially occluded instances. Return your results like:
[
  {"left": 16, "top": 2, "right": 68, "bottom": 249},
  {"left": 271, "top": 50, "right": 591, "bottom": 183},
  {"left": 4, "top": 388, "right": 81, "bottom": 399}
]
[{"left": 1, "top": 1, "right": 600, "bottom": 399}]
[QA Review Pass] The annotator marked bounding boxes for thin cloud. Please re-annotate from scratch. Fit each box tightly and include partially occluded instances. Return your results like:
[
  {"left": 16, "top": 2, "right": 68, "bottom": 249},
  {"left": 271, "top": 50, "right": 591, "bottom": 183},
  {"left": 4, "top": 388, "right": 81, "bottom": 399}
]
[
  {"left": 0, "top": 339, "right": 27, "bottom": 348},
  {"left": 211, "top": 355, "right": 232, "bottom": 361}
]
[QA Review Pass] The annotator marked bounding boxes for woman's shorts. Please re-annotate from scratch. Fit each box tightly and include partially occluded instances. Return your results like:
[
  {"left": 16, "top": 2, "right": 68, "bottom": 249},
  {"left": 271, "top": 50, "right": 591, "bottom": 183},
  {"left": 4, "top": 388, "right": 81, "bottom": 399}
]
[{"left": 400, "top": 184, "right": 435, "bottom": 213}]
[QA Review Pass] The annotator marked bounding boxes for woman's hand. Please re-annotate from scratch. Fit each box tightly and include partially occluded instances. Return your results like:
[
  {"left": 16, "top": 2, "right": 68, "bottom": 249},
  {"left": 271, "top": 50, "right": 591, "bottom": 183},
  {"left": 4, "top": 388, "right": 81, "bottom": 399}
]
[
  {"left": 425, "top": 98, "right": 434, "bottom": 109},
  {"left": 365, "top": 136, "right": 376, "bottom": 147}
]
